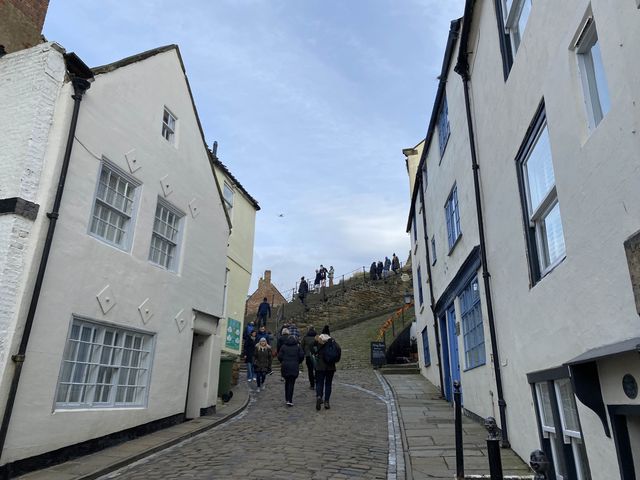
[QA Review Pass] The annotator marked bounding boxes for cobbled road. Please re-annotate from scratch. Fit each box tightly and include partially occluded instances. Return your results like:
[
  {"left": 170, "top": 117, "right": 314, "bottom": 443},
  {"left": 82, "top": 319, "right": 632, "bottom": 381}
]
[{"left": 101, "top": 368, "right": 390, "bottom": 480}]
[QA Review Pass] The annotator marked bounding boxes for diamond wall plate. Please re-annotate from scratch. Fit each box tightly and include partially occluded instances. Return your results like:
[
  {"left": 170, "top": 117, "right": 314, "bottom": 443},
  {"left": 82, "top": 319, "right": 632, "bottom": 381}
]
[
  {"left": 189, "top": 198, "right": 200, "bottom": 218},
  {"left": 160, "top": 174, "right": 174, "bottom": 197},
  {"left": 125, "top": 149, "right": 141, "bottom": 173},
  {"left": 138, "top": 298, "right": 154, "bottom": 324},
  {"left": 96, "top": 285, "right": 116, "bottom": 314},
  {"left": 175, "top": 309, "right": 187, "bottom": 332}
]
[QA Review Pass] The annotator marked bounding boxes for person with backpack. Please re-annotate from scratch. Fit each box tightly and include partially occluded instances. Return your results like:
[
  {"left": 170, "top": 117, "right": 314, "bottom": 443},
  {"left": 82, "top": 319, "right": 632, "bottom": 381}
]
[{"left": 314, "top": 333, "right": 341, "bottom": 410}]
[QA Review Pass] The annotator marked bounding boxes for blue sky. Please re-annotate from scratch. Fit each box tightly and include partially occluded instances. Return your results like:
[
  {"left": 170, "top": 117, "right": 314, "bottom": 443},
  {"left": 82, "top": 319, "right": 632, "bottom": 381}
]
[{"left": 43, "top": 0, "right": 465, "bottom": 296}]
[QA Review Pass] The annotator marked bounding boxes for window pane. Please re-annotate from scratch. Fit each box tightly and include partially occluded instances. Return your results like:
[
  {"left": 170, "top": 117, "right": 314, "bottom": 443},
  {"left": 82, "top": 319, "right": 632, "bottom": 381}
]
[
  {"left": 537, "top": 382, "right": 555, "bottom": 429},
  {"left": 542, "top": 202, "right": 565, "bottom": 266},
  {"left": 556, "top": 378, "right": 580, "bottom": 433},
  {"left": 517, "top": 0, "right": 531, "bottom": 39},
  {"left": 590, "top": 40, "right": 610, "bottom": 117},
  {"left": 526, "top": 127, "right": 555, "bottom": 212}
]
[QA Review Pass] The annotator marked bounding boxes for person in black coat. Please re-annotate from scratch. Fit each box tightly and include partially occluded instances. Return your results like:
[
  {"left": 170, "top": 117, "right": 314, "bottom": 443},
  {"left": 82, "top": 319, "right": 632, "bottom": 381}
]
[
  {"left": 277, "top": 335, "right": 304, "bottom": 406},
  {"left": 243, "top": 330, "right": 258, "bottom": 382}
]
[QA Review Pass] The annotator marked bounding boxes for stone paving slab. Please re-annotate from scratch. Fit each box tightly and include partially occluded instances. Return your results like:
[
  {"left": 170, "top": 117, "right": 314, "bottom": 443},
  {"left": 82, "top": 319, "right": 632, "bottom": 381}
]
[{"left": 383, "top": 373, "right": 532, "bottom": 479}]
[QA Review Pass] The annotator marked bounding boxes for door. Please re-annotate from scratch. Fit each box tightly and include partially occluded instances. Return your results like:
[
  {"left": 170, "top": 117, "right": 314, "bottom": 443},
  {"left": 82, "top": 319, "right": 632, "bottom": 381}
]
[{"left": 439, "top": 314, "right": 452, "bottom": 401}]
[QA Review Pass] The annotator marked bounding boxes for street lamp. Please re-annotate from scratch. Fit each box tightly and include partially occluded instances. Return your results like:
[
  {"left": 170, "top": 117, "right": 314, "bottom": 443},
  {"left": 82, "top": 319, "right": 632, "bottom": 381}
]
[{"left": 404, "top": 291, "right": 413, "bottom": 305}]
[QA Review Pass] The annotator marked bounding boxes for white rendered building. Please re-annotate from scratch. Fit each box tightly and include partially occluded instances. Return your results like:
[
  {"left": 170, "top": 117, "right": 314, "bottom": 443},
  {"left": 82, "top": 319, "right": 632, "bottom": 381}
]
[
  {"left": 407, "top": 1, "right": 640, "bottom": 478},
  {"left": 0, "top": 43, "right": 232, "bottom": 473}
]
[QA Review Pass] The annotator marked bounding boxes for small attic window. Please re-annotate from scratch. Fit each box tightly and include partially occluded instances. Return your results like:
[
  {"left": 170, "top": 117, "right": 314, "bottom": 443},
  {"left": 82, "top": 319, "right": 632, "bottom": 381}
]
[{"left": 162, "top": 107, "right": 177, "bottom": 144}]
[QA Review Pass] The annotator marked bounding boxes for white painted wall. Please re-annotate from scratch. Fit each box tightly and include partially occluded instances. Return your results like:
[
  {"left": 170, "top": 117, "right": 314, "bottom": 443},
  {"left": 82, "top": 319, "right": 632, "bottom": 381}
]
[
  {"left": 465, "top": 0, "right": 640, "bottom": 471},
  {"left": 1, "top": 47, "right": 229, "bottom": 463}
]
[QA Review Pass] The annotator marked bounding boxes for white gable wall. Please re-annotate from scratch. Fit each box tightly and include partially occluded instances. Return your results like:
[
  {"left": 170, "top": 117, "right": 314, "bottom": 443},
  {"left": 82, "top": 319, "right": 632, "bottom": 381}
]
[{"left": 3, "top": 48, "right": 229, "bottom": 463}]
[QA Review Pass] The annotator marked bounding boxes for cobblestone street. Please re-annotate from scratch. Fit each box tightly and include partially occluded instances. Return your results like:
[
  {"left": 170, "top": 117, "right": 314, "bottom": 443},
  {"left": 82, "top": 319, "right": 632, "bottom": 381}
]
[{"left": 100, "top": 369, "right": 390, "bottom": 480}]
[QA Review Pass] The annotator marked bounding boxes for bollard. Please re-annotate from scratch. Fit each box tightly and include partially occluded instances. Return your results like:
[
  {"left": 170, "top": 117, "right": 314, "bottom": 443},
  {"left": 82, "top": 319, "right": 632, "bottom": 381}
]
[
  {"left": 484, "top": 417, "right": 503, "bottom": 480},
  {"left": 529, "top": 450, "right": 550, "bottom": 480},
  {"left": 454, "top": 381, "right": 464, "bottom": 480}
]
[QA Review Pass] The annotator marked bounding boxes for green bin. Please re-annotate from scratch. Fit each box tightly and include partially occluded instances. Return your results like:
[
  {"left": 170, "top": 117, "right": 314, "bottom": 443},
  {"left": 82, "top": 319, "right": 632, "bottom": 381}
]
[{"left": 218, "top": 355, "right": 235, "bottom": 397}]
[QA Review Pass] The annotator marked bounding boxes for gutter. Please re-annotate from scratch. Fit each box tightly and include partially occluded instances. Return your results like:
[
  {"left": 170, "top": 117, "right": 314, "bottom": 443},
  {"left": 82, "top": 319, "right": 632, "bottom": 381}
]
[
  {"left": 0, "top": 53, "right": 93, "bottom": 466},
  {"left": 454, "top": 0, "right": 510, "bottom": 448}
]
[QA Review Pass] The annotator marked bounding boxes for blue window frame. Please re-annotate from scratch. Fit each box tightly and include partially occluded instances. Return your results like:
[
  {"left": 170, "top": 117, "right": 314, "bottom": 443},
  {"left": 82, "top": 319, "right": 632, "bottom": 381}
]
[
  {"left": 417, "top": 266, "right": 424, "bottom": 306},
  {"left": 438, "top": 94, "right": 450, "bottom": 158},
  {"left": 459, "top": 276, "right": 485, "bottom": 369},
  {"left": 421, "top": 327, "right": 431, "bottom": 366},
  {"left": 445, "top": 184, "right": 461, "bottom": 250},
  {"left": 431, "top": 237, "right": 437, "bottom": 265}
]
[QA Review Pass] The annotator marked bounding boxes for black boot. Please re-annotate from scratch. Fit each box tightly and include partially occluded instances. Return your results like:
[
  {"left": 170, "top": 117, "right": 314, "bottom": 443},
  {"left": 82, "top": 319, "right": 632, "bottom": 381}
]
[
  {"left": 316, "top": 396, "right": 322, "bottom": 411},
  {"left": 324, "top": 400, "right": 330, "bottom": 409}
]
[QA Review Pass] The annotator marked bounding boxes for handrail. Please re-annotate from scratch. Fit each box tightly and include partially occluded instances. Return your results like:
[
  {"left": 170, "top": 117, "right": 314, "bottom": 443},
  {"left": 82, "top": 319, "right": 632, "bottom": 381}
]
[{"left": 377, "top": 302, "right": 414, "bottom": 341}]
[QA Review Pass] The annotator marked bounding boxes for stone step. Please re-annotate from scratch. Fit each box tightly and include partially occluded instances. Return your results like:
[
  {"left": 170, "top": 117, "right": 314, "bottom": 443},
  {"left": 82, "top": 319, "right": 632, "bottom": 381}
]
[{"left": 380, "top": 363, "right": 421, "bottom": 375}]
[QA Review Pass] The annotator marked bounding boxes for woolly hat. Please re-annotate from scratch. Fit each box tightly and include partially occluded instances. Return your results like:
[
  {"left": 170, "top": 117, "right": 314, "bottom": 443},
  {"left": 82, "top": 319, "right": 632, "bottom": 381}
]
[
  {"left": 282, "top": 328, "right": 290, "bottom": 335},
  {"left": 321, "top": 325, "right": 330, "bottom": 335},
  {"left": 318, "top": 334, "right": 331, "bottom": 343}
]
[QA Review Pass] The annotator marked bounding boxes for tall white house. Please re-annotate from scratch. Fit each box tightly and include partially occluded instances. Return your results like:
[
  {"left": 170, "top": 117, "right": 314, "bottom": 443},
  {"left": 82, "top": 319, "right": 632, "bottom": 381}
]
[
  {"left": 407, "top": 1, "right": 640, "bottom": 478},
  {"left": 0, "top": 42, "right": 232, "bottom": 474}
]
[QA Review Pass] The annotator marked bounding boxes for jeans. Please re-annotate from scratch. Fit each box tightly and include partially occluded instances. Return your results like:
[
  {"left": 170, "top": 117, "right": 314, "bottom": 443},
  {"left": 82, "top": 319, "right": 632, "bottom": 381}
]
[
  {"left": 257, "top": 314, "right": 267, "bottom": 327},
  {"left": 315, "top": 370, "right": 335, "bottom": 401},
  {"left": 284, "top": 376, "right": 297, "bottom": 403},
  {"left": 246, "top": 362, "right": 255, "bottom": 381},
  {"left": 256, "top": 371, "right": 266, "bottom": 388},
  {"left": 305, "top": 356, "right": 316, "bottom": 387}
]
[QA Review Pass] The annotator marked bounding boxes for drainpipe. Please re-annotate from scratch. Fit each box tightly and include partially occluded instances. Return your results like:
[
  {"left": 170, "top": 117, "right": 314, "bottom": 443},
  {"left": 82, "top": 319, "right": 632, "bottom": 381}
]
[
  {"left": 0, "top": 73, "right": 92, "bottom": 462},
  {"left": 454, "top": 0, "right": 510, "bottom": 448},
  {"left": 418, "top": 177, "right": 445, "bottom": 397}
]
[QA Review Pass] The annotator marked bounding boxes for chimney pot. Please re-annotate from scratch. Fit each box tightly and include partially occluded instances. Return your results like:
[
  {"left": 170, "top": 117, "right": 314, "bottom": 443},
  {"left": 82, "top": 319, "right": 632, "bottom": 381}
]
[{"left": 264, "top": 270, "right": 271, "bottom": 284}]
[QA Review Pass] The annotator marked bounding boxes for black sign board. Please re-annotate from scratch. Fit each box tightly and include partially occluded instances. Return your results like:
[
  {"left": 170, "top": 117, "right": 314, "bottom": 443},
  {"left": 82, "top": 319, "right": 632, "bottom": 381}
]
[{"left": 371, "top": 341, "right": 386, "bottom": 367}]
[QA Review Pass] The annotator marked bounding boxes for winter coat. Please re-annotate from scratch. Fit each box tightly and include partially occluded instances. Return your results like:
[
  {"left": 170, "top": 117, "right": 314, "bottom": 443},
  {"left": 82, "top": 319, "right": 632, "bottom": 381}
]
[
  {"left": 384, "top": 257, "right": 391, "bottom": 270},
  {"left": 256, "top": 330, "right": 272, "bottom": 344},
  {"left": 392, "top": 256, "right": 400, "bottom": 270},
  {"left": 298, "top": 280, "right": 309, "bottom": 296},
  {"left": 315, "top": 338, "right": 341, "bottom": 372},
  {"left": 376, "top": 261, "right": 383, "bottom": 275},
  {"left": 254, "top": 345, "right": 273, "bottom": 372},
  {"left": 301, "top": 330, "right": 317, "bottom": 357},
  {"left": 277, "top": 333, "right": 289, "bottom": 354},
  {"left": 257, "top": 301, "right": 271, "bottom": 318},
  {"left": 278, "top": 335, "right": 304, "bottom": 378},
  {"left": 288, "top": 324, "right": 300, "bottom": 339},
  {"left": 244, "top": 336, "right": 257, "bottom": 363}
]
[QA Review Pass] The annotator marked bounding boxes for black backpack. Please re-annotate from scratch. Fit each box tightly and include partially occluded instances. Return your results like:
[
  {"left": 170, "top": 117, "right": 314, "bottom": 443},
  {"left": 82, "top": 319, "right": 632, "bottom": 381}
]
[{"left": 321, "top": 340, "right": 341, "bottom": 364}]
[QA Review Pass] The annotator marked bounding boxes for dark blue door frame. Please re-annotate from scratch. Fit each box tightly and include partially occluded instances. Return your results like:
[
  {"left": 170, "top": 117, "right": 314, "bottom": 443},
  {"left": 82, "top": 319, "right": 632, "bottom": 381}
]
[{"left": 439, "top": 314, "right": 452, "bottom": 401}]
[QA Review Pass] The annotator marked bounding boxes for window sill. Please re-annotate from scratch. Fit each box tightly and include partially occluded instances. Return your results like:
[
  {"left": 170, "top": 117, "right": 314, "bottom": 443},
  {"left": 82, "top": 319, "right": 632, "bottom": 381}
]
[
  {"left": 532, "top": 254, "right": 566, "bottom": 288},
  {"left": 463, "top": 361, "right": 486, "bottom": 372}
]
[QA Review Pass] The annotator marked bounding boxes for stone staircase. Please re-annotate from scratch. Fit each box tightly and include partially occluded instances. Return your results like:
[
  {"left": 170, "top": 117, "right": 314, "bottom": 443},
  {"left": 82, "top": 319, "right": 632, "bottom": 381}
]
[{"left": 379, "top": 363, "right": 420, "bottom": 375}]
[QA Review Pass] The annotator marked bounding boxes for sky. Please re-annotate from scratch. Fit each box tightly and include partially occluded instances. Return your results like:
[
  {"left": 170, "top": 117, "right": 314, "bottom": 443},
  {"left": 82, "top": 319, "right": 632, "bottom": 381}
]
[{"left": 43, "top": 0, "right": 465, "bottom": 297}]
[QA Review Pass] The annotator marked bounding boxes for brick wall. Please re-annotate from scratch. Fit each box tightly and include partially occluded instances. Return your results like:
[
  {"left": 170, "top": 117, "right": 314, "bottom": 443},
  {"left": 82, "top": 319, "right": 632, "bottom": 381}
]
[
  {"left": 0, "top": 0, "right": 50, "bottom": 53},
  {"left": 245, "top": 270, "right": 287, "bottom": 317},
  {"left": 0, "top": 43, "right": 65, "bottom": 378}
]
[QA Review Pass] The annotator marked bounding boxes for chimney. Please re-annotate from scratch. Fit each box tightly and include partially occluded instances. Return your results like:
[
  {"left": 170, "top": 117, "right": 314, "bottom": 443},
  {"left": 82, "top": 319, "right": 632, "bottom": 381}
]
[
  {"left": 264, "top": 270, "right": 271, "bottom": 284},
  {"left": 211, "top": 140, "right": 218, "bottom": 159}
]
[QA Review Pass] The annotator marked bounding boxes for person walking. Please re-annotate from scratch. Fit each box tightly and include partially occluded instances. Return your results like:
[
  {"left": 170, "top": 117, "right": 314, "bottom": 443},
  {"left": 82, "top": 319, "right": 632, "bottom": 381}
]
[
  {"left": 288, "top": 321, "right": 300, "bottom": 340},
  {"left": 253, "top": 337, "right": 272, "bottom": 392},
  {"left": 313, "top": 269, "right": 321, "bottom": 293},
  {"left": 319, "top": 265, "right": 328, "bottom": 287},
  {"left": 298, "top": 277, "right": 309, "bottom": 310},
  {"left": 315, "top": 333, "right": 341, "bottom": 410},
  {"left": 328, "top": 266, "right": 334, "bottom": 287},
  {"left": 383, "top": 256, "right": 391, "bottom": 281},
  {"left": 278, "top": 333, "right": 304, "bottom": 406},
  {"left": 376, "top": 260, "right": 383, "bottom": 281},
  {"left": 256, "top": 297, "right": 271, "bottom": 328},
  {"left": 256, "top": 325, "right": 272, "bottom": 344},
  {"left": 369, "top": 261, "right": 377, "bottom": 281},
  {"left": 301, "top": 326, "right": 317, "bottom": 389},
  {"left": 391, "top": 253, "right": 400, "bottom": 274},
  {"left": 243, "top": 330, "right": 258, "bottom": 382}
]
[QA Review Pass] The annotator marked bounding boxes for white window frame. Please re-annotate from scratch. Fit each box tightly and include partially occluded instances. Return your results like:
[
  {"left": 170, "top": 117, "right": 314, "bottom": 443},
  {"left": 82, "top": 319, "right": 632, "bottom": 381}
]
[
  {"left": 445, "top": 184, "right": 462, "bottom": 251},
  {"left": 503, "top": 0, "right": 532, "bottom": 56},
  {"left": 223, "top": 182, "right": 234, "bottom": 219},
  {"left": 573, "top": 17, "right": 610, "bottom": 130},
  {"left": 88, "top": 160, "right": 140, "bottom": 251},
  {"left": 55, "top": 316, "right": 155, "bottom": 410},
  {"left": 162, "top": 107, "right": 177, "bottom": 144},
  {"left": 520, "top": 113, "right": 566, "bottom": 277},
  {"left": 148, "top": 198, "right": 185, "bottom": 272}
]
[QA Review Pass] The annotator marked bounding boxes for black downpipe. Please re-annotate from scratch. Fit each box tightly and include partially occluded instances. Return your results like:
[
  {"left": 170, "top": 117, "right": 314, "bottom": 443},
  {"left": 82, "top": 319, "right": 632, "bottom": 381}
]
[
  {"left": 457, "top": 72, "right": 510, "bottom": 448},
  {"left": 0, "top": 76, "right": 91, "bottom": 464},
  {"left": 417, "top": 177, "right": 445, "bottom": 397}
]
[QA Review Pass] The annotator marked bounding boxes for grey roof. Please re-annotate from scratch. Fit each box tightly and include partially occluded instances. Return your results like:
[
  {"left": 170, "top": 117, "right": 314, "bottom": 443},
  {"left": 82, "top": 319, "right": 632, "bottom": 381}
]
[{"left": 566, "top": 337, "right": 640, "bottom": 365}]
